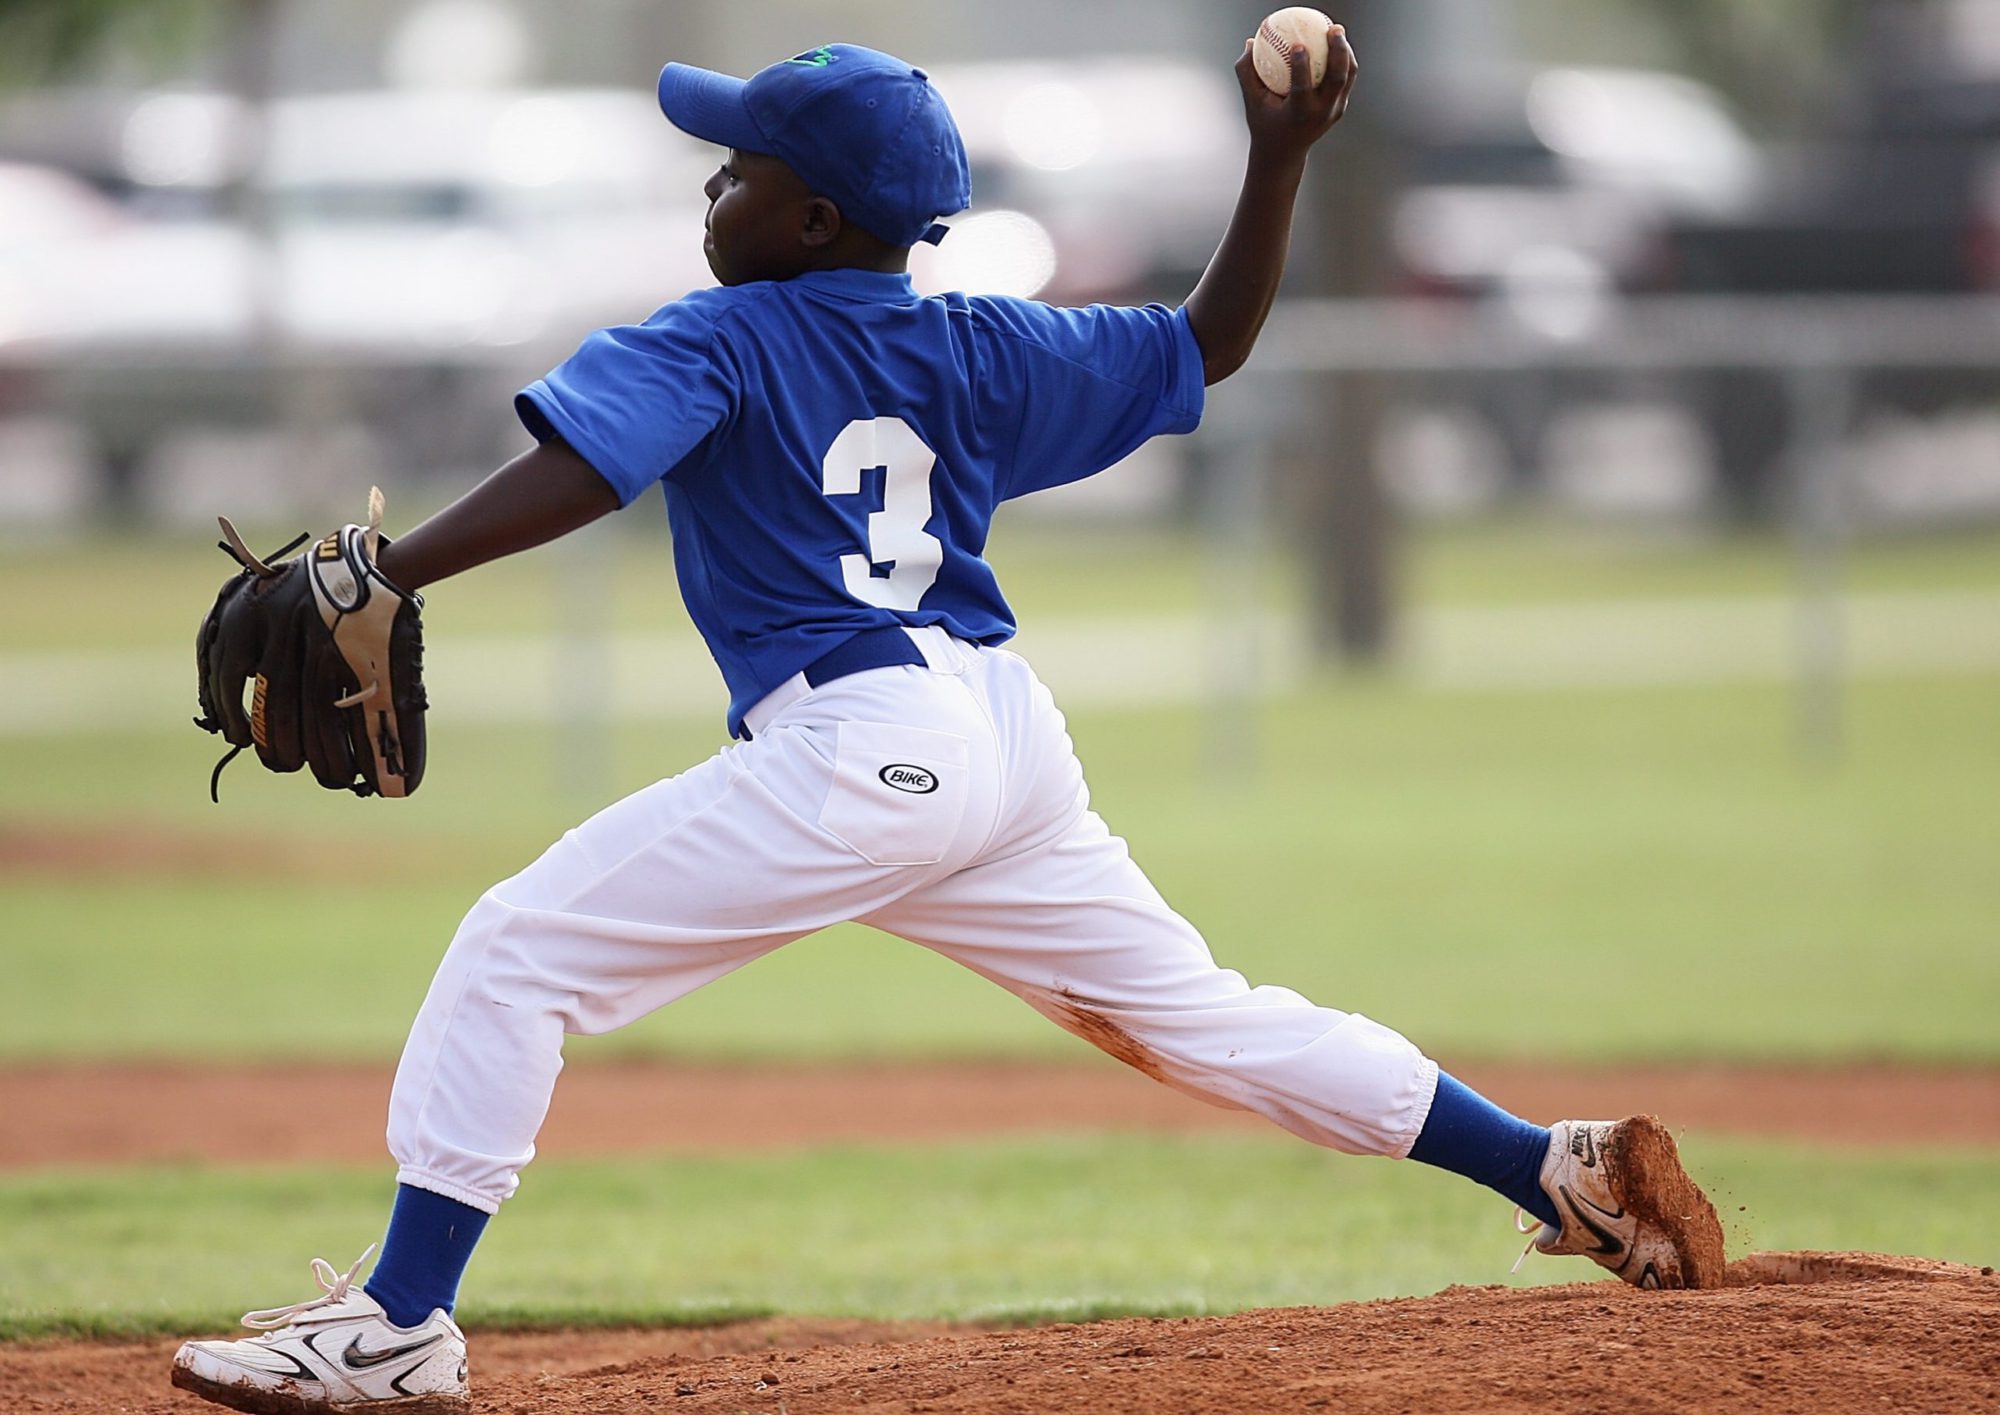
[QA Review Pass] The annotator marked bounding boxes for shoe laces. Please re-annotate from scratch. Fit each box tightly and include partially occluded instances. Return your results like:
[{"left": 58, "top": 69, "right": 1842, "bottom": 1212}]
[
  {"left": 240, "top": 1244, "right": 377, "bottom": 1331},
  {"left": 1509, "top": 1207, "right": 1551, "bottom": 1275}
]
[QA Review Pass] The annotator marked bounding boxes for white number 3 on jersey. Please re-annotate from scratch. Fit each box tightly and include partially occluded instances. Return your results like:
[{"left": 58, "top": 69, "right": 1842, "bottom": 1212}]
[{"left": 820, "top": 416, "right": 943, "bottom": 612}]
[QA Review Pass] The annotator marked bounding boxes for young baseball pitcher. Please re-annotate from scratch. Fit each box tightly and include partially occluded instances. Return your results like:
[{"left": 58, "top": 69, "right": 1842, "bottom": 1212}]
[{"left": 175, "top": 26, "right": 1722, "bottom": 1414}]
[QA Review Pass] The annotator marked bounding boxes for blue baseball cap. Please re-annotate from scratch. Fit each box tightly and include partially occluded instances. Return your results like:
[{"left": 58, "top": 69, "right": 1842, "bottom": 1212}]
[{"left": 658, "top": 43, "right": 972, "bottom": 248}]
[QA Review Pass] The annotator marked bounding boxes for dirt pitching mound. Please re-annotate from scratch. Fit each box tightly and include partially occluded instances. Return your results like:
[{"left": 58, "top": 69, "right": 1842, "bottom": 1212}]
[{"left": 6, "top": 1253, "right": 1993, "bottom": 1414}]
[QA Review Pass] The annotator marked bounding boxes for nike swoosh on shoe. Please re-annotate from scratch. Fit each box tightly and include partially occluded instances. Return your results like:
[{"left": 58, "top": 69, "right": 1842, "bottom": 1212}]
[
  {"left": 1557, "top": 1184, "right": 1627, "bottom": 1258},
  {"left": 342, "top": 1333, "right": 444, "bottom": 1371}
]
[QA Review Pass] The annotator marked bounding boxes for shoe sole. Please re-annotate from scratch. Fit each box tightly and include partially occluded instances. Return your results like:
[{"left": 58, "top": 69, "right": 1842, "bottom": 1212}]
[
  {"left": 170, "top": 1363, "right": 469, "bottom": 1415},
  {"left": 1605, "top": 1114, "right": 1727, "bottom": 1289}
]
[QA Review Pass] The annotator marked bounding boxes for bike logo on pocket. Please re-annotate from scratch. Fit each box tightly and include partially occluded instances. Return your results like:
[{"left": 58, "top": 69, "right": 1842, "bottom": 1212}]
[{"left": 879, "top": 763, "right": 939, "bottom": 794}]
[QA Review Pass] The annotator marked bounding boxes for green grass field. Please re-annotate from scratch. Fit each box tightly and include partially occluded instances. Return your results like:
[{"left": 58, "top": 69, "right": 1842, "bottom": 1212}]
[
  {"left": 6, "top": 514, "right": 2000, "bottom": 650},
  {"left": 5, "top": 1134, "right": 1996, "bottom": 1340},
  {"left": 4, "top": 669, "right": 1996, "bottom": 1062},
  {"left": 4, "top": 517, "right": 1998, "bottom": 1337}
]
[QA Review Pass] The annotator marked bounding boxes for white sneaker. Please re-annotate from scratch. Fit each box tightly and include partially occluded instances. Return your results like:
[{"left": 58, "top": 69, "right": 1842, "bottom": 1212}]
[
  {"left": 1518, "top": 1116, "right": 1726, "bottom": 1290},
  {"left": 171, "top": 1248, "right": 469, "bottom": 1414}
]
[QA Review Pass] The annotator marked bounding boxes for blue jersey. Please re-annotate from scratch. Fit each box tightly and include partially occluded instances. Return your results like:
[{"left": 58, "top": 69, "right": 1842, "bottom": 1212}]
[{"left": 516, "top": 267, "right": 1205, "bottom": 736}]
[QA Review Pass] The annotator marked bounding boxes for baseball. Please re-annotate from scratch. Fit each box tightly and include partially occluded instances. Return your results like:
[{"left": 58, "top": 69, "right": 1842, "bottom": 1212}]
[{"left": 1252, "top": 7, "right": 1337, "bottom": 94}]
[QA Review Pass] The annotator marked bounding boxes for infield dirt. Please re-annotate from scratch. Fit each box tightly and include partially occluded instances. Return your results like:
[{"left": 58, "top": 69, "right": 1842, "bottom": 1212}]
[
  {"left": 6, "top": 1061, "right": 1999, "bottom": 1410},
  {"left": 2, "top": 1255, "right": 1994, "bottom": 1414}
]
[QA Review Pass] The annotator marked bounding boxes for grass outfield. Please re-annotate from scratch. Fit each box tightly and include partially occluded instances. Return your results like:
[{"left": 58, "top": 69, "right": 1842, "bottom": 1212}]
[
  {"left": 2, "top": 1134, "right": 1995, "bottom": 1340},
  {"left": 5, "top": 516, "right": 2000, "bottom": 652},
  {"left": 5, "top": 518, "right": 1998, "bottom": 1063},
  {"left": 4, "top": 668, "right": 1997, "bottom": 1063}
]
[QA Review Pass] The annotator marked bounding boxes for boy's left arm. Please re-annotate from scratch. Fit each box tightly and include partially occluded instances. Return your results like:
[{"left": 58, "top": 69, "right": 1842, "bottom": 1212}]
[
  {"left": 376, "top": 438, "right": 619, "bottom": 592},
  {"left": 193, "top": 439, "right": 618, "bottom": 803},
  {"left": 1183, "top": 23, "right": 1358, "bottom": 386}
]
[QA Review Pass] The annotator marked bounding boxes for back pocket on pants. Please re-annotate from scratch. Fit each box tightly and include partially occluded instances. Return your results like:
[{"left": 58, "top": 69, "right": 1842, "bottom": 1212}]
[{"left": 819, "top": 720, "right": 970, "bottom": 867}]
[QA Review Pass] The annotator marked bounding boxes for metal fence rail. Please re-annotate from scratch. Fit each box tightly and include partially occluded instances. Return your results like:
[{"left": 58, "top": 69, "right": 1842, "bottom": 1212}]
[
  {"left": 1257, "top": 295, "right": 2000, "bottom": 372},
  {"left": 1238, "top": 295, "right": 2000, "bottom": 761}
]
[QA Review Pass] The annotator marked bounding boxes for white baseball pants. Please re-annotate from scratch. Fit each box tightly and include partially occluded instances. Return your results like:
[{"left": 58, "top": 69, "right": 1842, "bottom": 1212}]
[{"left": 388, "top": 628, "right": 1439, "bottom": 1212}]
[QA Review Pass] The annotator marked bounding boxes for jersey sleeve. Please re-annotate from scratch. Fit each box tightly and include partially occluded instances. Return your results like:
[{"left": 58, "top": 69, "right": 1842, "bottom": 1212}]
[
  {"left": 974, "top": 298, "right": 1206, "bottom": 500},
  {"left": 515, "top": 293, "right": 738, "bottom": 506}
]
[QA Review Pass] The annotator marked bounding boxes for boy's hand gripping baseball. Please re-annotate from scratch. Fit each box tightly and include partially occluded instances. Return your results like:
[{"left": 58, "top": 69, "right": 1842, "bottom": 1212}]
[
  {"left": 1235, "top": 22, "right": 1357, "bottom": 160},
  {"left": 1181, "top": 23, "right": 1357, "bottom": 384}
]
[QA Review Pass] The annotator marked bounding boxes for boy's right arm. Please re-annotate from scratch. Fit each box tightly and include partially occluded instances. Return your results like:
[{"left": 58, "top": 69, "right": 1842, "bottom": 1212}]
[
  {"left": 375, "top": 438, "right": 620, "bottom": 591},
  {"left": 1182, "top": 23, "right": 1357, "bottom": 386}
]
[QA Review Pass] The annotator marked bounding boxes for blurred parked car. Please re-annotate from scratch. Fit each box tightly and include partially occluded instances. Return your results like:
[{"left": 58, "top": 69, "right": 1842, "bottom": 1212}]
[
  {"left": 0, "top": 86, "right": 714, "bottom": 351},
  {"left": 263, "top": 88, "right": 712, "bottom": 348},
  {"left": 0, "top": 161, "right": 130, "bottom": 347},
  {"left": 1392, "top": 66, "right": 1759, "bottom": 304},
  {"left": 1664, "top": 26, "right": 2000, "bottom": 511},
  {"left": 1385, "top": 67, "right": 1761, "bottom": 498},
  {"left": 0, "top": 87, "right": 714, "bottom": 495}
]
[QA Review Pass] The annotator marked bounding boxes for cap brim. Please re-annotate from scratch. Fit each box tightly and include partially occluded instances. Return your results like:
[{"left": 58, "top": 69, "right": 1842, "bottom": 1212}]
[{"left": 657, "top": 63, "right": 768, "bottom": 152}]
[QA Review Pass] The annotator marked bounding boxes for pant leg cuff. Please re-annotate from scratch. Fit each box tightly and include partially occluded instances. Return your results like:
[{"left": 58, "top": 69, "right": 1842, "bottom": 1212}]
[
  {"left": 1390, "top": 1055, "right": 1443, "bottom": 1159},
  {"left": 394, "top": 1166, "right": 504, "bottom": 1216}
]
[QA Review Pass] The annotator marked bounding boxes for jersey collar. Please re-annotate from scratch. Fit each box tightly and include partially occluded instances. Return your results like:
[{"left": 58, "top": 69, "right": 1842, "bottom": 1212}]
[{"left": 790, "top": 267, "right": 919, "bottom": 303}]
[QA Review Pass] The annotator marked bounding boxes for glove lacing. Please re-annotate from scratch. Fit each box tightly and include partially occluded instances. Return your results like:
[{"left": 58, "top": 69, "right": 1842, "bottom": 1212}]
[
  {"left": 197, "top": 490, "right": 412, "bottom": 802},
  {"left": 240, "top": 1244, "right": 377, "bottom": 1330},
  {"left": 197, "top": 525, "right": 311, "bottom": 804}
]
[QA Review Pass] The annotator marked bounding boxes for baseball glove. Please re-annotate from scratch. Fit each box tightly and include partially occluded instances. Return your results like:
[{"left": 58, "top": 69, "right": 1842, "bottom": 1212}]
[{"left": 194, "top": 487, "right": 427, "bottom": 802}]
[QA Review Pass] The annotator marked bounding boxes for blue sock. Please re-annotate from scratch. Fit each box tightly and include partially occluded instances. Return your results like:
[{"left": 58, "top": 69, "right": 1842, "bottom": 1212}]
[
  {"left": 363, "top": 1184, "right": 490, "bottom": 1328},
  {"left": 1407, "top": 1071, "right": 1559, "bottom": 1228}
]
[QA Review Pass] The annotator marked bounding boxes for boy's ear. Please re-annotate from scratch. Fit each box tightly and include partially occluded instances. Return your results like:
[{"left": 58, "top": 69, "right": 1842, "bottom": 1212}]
[{"left": 801, "top": 195, "right": 843, "bottom": 248}]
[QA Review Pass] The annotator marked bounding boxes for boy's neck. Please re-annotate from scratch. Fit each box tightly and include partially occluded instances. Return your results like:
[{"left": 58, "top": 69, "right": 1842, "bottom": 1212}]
[{"left": 799, "top": 243, "right": 911, "bottom": 278}]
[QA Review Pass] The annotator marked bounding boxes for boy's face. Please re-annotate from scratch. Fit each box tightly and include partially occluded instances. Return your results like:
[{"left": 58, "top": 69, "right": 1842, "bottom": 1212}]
[{"left": 702, "top": 148, "right": 817, "bottom": 286}]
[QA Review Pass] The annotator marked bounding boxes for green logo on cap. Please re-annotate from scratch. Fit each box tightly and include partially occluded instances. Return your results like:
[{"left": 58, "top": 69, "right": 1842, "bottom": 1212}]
[{"left": 788, "top": 46, "right": 835, "bottom": 67}]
